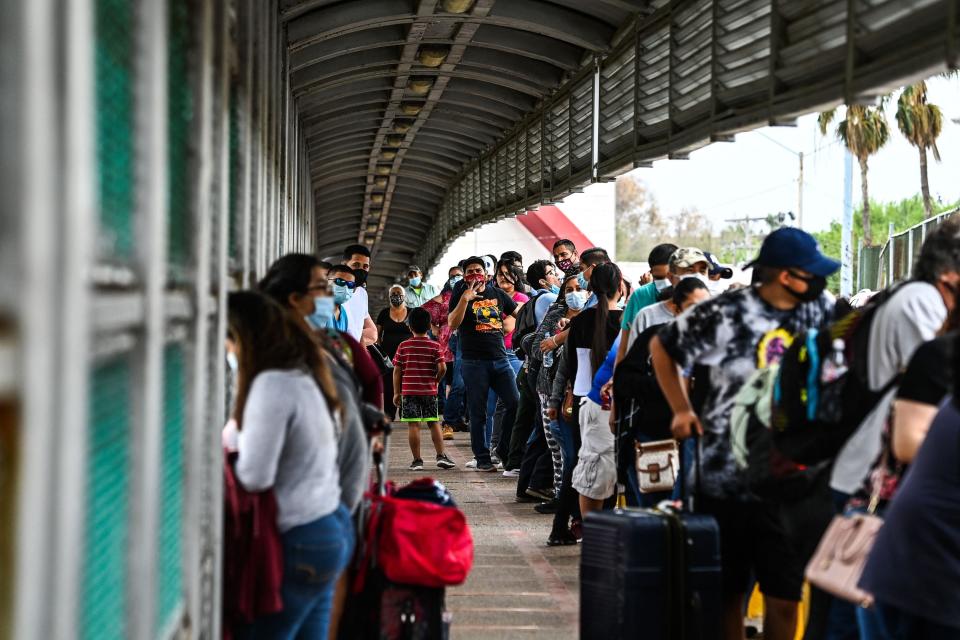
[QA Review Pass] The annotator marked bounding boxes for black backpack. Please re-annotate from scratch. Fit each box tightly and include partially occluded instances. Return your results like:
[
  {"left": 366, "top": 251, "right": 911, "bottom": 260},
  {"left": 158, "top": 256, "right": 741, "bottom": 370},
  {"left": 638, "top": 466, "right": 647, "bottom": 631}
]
[
  {"left": 512, "top": 291, "right": 547, "bottom": 358},
  {"left": 772, "top": 284, "right": 905, "bottom": 465},
  {"left": 613, "top": 323, "right": 673, "bottom": 442}
]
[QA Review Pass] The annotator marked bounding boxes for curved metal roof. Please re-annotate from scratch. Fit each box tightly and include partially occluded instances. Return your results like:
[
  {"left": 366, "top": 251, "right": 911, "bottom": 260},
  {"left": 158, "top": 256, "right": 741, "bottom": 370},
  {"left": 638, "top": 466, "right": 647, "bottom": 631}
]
[{"left": 286, "top": 0, "right": 957, "bottom": 288}]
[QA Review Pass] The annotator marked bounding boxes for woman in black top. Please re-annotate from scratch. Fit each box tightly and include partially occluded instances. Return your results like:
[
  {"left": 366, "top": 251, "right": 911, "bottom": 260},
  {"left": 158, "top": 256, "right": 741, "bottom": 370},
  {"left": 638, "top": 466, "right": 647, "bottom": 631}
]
[
  {"left": 376, "top": 284, "right": 412, "bottom": 419},
  {"left": 546, "top": 263, "right": 624, "bottom": 545}
]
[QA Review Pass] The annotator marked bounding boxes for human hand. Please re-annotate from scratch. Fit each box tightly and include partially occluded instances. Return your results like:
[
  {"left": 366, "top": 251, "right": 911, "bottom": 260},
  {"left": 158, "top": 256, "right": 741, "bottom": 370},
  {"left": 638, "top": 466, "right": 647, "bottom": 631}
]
[
  {"left": 639, "top": 271, "right": 653, "bottom": 285},
  {"left": 546, "top": 407, "right": 558, "bottom": 421},
  {"left": 539, "top": 336, "right": 555, "bottom": 353},
  {"left": 670, "top": 410, "right": 703, "bottom": 440},
  {"left": 600, "top": 380, "right": 613, "bottom": 399},
  {"left": 461, "top": 280, "right": 481, "bottom": 302},
  {"left": 557, "top": 318, "right": 570, "bottom": 330},
  {"left": 393, "top": 394, "right": 402, "bottom": 409}
]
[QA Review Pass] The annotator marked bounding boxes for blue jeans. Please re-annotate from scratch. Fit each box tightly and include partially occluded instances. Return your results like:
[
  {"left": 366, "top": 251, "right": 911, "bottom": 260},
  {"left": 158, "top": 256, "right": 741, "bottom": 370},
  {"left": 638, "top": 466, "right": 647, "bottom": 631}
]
[
  {"left": 246, "top": 504, "right": 354, "bottom": 639},
  {"left": 461, "top": 358, "right": 520, "bottom": 465},
  {"left": 550, "top": 414, "right": 575, "bottom": 475},
  {"left": 488, "top": 352, "right": 522, "bottom": 450},
  {"left": 442, "top": 334, "right": 465, "bottom": 425}
]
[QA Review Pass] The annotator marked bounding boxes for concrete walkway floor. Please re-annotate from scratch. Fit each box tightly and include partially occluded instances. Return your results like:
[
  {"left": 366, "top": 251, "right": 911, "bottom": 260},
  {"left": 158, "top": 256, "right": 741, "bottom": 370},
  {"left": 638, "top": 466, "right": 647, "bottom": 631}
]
[{"left": 386, "top": 427, "right": 580, "bottom": 640}]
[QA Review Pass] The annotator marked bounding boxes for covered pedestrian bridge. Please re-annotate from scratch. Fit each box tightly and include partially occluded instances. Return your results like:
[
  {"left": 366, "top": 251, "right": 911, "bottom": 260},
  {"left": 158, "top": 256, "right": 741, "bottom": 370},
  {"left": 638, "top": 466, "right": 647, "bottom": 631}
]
[{"left": 1, "top": 0, "right": 957, "bottom": 638}]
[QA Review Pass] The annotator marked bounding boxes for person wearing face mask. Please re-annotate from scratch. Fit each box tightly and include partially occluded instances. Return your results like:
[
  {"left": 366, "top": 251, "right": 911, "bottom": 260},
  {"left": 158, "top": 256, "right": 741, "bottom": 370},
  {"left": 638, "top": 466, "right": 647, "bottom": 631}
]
[
  {"left": 553, "top": 239, "right": 580, "bottom": 276},
  {"left": 650, "top": 228, "right": 839, "bottom": 640},
  {"left": 328, "top": 265, "right": 357, "bottom": 335},
  {"left": 422, "top": 265, "right": 467, "bottom": 439},
  {"left": 375, "top": 284, "right": 413, "bottom": 420},
  {"left": 342, "top": 244, "right": 378, "bottom": 346},
  {"left": 404, "top": 265, "right": 438, "bottom": 308}
]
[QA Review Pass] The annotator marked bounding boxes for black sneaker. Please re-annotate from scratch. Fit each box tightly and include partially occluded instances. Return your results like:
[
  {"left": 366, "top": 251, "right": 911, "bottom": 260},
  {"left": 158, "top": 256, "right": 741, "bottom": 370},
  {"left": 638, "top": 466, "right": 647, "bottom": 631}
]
[
  {"left": 534, "top": 500, "right": 558, "bottom": 515},
  {"left": 547, "top": 528, "right": 579, "bottom": 547},
  {"left": 475, "top": 461, "right": 497, "bottom": 472},
  {"left": 525, "top": 487, "right": 554, "bottom": 502},
  {"left": 515, "top": 494, "right": 540, "bottom": 503},
  {"left": 409, "top": 458, "right": 424, "bottom": 471},
  {"left": 436, "top": 453, "right": 456, "bottom": 469}
]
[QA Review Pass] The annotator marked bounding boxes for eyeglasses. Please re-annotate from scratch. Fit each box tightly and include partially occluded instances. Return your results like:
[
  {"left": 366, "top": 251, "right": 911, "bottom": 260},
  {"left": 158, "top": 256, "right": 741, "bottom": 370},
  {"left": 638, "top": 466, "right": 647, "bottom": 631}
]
[{"left": 332, "top": 278, "right": 357, "bottom": 289}]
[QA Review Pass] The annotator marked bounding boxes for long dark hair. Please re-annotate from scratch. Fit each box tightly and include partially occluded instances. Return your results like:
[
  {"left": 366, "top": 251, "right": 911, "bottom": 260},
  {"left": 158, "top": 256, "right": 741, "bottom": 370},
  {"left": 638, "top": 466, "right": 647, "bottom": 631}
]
[
  {"left": 589, "top": 262, "right": 622, "bottom": 373},
  {"left": 496, "top": 258, "right": 526, "bottom": 292},
  {"left": 259, "top": 253, "right": 321, "bottom": 303},
  {"left": 672, "top": 277, "right": 708, "bottom": 307},
  {"left": 228, "top": 291, "right": 340, "bottom": 428}
]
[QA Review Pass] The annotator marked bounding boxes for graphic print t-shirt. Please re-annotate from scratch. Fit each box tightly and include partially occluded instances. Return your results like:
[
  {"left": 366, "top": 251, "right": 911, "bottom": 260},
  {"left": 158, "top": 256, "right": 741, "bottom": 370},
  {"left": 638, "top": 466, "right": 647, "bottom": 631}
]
[
  {"left": 393, "top": 336, "right": 443, "bottom": 396},
  {"left": 658, "top": 286, "right": 833, "bottom": 499},
  {"left": 449, "top": 283, "right": 518, "bottom": 360}
]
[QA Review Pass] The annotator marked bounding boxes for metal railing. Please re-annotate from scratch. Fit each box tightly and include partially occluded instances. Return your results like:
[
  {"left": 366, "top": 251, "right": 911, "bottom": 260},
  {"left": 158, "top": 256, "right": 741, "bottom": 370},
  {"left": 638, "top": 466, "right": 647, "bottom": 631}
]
[{"left": 873, "top": 208, "right": 960, "bottom": 290}]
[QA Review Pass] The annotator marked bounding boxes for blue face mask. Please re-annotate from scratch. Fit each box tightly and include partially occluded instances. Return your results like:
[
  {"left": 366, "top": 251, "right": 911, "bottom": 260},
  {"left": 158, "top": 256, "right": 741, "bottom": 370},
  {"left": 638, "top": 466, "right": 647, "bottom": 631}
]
[
  {"left": 577, "top": 271, "right": 589, "bottom": 290},
  {"left": 565, "top": 290, "right": 587, "bottom": 311},
  {"left": 449, "top": 275, "right": 463, "bottom": 287},
  {"left": 332, "top": 285, "right": 353, "bottom": 306},
  {"left": 549, "top": 284, "right": 561, "bottom": 295},
  {"left": 307, "top": 296, "right": 335, "bottom": 329},
  {"left": 409, "top": 276, "right": 422, "bottom": 287}
]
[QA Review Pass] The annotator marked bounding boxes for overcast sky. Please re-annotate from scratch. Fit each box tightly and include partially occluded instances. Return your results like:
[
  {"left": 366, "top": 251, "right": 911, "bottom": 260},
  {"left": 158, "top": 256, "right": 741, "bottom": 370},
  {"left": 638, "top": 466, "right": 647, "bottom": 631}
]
[{"left": 629, "top": 75, "right": 960, "bottom": 234}]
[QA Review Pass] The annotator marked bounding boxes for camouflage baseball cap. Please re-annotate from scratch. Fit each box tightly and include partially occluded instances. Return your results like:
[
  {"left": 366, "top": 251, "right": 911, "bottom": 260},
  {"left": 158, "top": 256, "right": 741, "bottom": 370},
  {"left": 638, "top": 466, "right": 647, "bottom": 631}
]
[{"left": 669, "top": 247, "right": 709, "bottom": 269}]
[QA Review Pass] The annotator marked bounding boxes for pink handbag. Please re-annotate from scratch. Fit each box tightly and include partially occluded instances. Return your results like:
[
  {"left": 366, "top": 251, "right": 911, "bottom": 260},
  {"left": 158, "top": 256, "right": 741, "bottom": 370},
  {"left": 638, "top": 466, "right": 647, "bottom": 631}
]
[{"left": 804, "top": 512, "right": 881, "bottom": 607}]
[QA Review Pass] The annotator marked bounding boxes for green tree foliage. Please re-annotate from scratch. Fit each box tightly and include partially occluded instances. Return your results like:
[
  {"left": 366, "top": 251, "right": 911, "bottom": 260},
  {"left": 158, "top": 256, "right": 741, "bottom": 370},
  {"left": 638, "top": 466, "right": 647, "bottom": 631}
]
[
  {"left": 813, "top": 195, "right": 958, "bottom": 292},
  {"left": 819, "top": 105, "right": 891, "bottom": 246},
  {"left": 895, "top": 81, "right": 944, "bottom": 217}
]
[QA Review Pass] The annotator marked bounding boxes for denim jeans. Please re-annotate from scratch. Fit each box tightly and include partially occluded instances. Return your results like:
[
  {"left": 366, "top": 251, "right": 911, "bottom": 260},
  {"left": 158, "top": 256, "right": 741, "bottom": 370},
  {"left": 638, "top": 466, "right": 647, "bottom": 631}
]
[
  {"left": 245, "top": 504, "right": 354, "bottom": 639},
  {"left": 442, "top": 334, "right": 466, "bottom": 425},
  {"left": 488, "top": 352, "right": 522, "bottom": 452},
  {"left": 461, "top": 357, "right": 520, "bottom": 465}
]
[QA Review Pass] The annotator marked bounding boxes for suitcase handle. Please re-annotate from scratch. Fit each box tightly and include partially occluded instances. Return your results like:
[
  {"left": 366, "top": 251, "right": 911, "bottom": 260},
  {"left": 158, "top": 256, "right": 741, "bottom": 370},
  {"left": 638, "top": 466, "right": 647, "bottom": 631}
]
[{"left": 678, "top": 435, "right": 701, "bottom": 512}]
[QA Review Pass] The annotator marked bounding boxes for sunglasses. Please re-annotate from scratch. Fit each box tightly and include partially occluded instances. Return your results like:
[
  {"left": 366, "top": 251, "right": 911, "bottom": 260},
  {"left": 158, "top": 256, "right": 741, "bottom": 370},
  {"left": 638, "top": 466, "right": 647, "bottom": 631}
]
[{"left": 332, "top": 278, "right": 357, "bottom": 289}]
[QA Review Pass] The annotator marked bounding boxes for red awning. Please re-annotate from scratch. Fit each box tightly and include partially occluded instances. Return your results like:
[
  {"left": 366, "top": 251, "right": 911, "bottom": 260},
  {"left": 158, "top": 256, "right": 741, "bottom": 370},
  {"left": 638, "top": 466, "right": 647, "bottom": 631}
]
[{"left": 516, "top": 205, "right": 595, "bottom": 255}]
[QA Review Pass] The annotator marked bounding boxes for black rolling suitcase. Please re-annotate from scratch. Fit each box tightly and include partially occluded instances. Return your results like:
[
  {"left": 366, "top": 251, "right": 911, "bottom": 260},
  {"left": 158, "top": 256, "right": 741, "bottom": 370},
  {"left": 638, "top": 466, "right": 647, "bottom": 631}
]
[{"left": 580, "top": 439, "right": 721, "bottom": 640}]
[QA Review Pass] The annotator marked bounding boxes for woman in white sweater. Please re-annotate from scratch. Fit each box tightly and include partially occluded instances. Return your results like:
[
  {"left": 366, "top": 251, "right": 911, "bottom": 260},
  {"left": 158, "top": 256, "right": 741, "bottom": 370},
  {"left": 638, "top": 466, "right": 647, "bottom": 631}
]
[{"left": 227, "top": 291, "right": 353, "bottom": 638}]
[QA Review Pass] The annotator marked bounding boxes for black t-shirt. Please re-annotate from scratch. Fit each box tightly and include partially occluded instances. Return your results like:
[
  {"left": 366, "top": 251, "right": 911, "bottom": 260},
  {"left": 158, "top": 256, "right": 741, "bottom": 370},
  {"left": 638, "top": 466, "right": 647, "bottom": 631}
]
[
  {"left": 449, "top": 282, "right": 518, "bottom": 360},
  {"left": 566, "top": 307, "right": 623, "bottom": 395},
  {"left": 897, "top": 334, "right": 954, "bottom": 405},
  {"left": 375, "top": 307, "right": 412, "bottom": 359}
]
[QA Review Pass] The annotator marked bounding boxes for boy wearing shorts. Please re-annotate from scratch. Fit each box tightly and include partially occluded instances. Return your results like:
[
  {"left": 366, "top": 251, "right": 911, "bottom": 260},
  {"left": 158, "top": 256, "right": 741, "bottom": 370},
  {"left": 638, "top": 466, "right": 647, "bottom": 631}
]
[{"left": 393, "top": 308, "right": 457, "bottom": 470}]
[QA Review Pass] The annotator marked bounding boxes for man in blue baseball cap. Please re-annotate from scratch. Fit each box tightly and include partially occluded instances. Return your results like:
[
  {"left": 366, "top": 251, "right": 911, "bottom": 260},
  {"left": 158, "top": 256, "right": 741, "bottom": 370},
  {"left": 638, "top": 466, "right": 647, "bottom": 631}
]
[{"left": 650, "top": 226, "right": 839, "bottom": 640}]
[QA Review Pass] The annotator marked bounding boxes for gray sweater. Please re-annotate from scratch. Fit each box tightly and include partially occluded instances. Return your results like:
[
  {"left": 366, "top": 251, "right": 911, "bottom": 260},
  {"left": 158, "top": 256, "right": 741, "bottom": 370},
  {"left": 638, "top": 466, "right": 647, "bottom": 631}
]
[{"left": 237, "top": 369, "right": 341, "bottom": 532}]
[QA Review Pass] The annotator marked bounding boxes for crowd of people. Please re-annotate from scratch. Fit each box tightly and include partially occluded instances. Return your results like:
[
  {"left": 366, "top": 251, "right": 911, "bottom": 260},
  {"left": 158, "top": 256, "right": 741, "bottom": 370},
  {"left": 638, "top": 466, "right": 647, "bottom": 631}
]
[{"left": 222, "top": 213, "right": 960, "bottom": 638}]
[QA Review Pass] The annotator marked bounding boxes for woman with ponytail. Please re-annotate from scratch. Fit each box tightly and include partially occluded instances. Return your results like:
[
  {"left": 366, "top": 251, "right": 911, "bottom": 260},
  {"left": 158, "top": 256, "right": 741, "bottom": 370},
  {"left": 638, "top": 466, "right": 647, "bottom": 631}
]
[{"left": 545, "top": 263, "right": 624, "bottom": 545}]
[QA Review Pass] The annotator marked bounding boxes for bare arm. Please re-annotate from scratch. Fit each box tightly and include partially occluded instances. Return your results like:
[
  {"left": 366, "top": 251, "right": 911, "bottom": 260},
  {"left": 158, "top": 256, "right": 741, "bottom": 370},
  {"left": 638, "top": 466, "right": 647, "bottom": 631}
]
[
  {"left": 437, "top": 360, "right": 447, "bottom": 383},
  {"left": 392, "top": 361, "right": 403, "bottom": 406},
  {"left": 650, "top": 335, "right": 702, "bottom": 438},
  {"left": 891, "top": 399, "right": 939, "bottom": 463},
  {"left": 503, "top": 314, "right": 516, "bottom": 335},
  {"left": 361, "top": 314, "right": 378, "bottom": 347}
]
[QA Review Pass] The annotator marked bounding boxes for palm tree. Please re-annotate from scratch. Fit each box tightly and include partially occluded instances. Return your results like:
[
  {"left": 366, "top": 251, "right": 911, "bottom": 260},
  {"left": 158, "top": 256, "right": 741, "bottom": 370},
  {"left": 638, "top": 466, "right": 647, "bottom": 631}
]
[
  {"left": 896, "top": 81, "right": 943, "bottom": 217},
  {"left": 818, "top": 105, "right": 890, "bottom": 246}
]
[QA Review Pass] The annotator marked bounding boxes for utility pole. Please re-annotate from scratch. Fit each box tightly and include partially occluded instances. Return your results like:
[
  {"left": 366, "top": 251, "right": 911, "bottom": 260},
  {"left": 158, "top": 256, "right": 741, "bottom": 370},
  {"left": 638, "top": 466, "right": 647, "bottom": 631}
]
[
  {"left": 797, "top": 151, "right": 804, "bottom": 230},
  {"left": 841, "top": 150, "right": 854, "bottom": 297}
]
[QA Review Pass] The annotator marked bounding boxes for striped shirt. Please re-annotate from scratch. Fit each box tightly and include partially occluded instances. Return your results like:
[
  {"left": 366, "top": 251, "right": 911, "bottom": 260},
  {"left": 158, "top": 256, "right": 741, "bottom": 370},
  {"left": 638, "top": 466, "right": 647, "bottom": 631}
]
[{"left": 394, "top": 336, "right": 443, "bottom": 396}]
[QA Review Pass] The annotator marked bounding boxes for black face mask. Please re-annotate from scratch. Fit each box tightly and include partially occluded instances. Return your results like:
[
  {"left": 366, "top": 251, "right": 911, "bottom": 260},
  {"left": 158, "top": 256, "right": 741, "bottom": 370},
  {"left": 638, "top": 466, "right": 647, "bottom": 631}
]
[
  {"left": 353, "top": 269, "right": 368, "bottom": 287},
  {"left": 784, "top": 271, "right": 826, "bottom": 302},
  {"left": 389, "top": 294, "right": 404, "bottom": 307}
]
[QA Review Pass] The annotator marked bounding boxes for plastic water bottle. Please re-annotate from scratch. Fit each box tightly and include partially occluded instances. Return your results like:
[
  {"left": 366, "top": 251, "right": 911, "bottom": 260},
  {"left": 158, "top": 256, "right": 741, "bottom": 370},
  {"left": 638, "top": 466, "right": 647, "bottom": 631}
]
[
  {"left": 820, "top": 338, "right": 848, "bottom": 383},
  {"left": 543, "top": 332, "right": 554, "bottom": 367}
]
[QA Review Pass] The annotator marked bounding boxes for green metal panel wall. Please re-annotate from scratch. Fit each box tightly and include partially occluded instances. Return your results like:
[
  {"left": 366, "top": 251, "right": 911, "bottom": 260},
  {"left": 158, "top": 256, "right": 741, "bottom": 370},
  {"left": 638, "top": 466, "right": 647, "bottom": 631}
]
[
  {"left": 82, "top": 355, "right": 132, "bottom": 640},
  {"left": 156, "top": 344, "right": 186, "bottom": 632},
  {"left": 168, "top": 0, "right": 193, "bottom": 269},
  {"left": 95, "top": 0, "right": 135, "bottom": 258}
]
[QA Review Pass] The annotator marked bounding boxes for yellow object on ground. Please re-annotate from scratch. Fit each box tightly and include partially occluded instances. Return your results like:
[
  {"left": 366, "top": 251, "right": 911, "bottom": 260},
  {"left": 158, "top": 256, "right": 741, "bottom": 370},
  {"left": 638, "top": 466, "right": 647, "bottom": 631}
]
[{"left": 746, "top": 583, "right": 810, "bottom": 640}]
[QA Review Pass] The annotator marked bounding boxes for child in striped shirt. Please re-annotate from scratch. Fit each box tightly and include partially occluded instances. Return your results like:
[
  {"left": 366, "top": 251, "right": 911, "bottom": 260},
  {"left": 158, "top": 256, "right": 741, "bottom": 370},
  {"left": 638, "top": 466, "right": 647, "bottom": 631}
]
[{"left": 393, "top": 308, "right": 457, "bottom": 470}]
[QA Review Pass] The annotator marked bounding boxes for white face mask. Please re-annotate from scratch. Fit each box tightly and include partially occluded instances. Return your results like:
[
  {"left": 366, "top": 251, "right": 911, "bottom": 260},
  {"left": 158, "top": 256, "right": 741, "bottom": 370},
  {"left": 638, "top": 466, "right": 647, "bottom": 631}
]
[
  {"left": 226, "top": 351, "right": 238, "bottom": 372},
  {"left": 653, "top": 278, "right": 671, "bottom": 291},
  {"left": 680, "top": 273, "right": 711, "bottom": 288}
]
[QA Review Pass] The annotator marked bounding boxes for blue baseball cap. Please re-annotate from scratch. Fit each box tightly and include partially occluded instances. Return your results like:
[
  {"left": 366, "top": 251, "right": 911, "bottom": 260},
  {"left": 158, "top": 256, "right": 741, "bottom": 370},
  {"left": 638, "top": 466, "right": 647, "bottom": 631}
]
[{"left": 748, "top": 227, "right": 840, "bottom": 277}]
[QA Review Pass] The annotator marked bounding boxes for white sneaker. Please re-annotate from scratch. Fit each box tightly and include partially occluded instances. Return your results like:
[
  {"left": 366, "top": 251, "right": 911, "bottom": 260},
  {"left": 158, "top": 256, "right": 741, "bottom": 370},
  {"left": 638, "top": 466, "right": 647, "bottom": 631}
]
[
  {"left": 465, "top": 458, "right": 478, "bottom": 469},
  {"left": 502, "top": 469, "right": 520, "bottom": 478}
]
